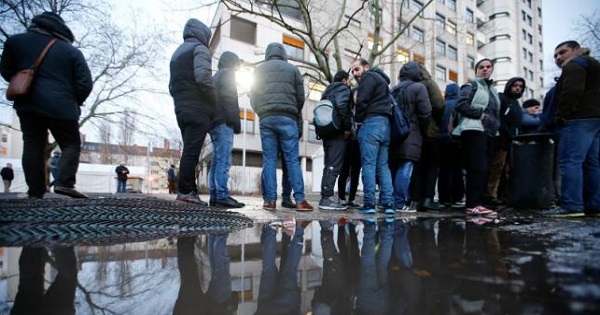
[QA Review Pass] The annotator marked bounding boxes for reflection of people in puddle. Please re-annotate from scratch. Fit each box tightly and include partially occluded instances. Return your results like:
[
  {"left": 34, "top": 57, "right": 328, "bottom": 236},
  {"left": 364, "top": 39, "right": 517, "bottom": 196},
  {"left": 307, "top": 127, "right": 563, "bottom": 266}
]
[
  {"left": 11, "top": 246, "right": 78, "bottom": 315},
  {"left": 173, "top": 235, "right": 237, "bottom": 315},
  {"left": 254, "top": 220, "right": 309, "bottom": 315},
  {"left": 355, "top": 219, "right": 395, "bottom": 315},
  {"left": 311, "top": 221, "right": 354, "bottom": 315}
]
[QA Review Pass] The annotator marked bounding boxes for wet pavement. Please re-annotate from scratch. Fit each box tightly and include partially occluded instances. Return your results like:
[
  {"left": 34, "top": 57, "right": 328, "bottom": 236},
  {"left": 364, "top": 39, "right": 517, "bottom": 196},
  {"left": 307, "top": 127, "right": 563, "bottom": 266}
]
[{"left": 1, "top": 193, "right": 599, "bottom": 315}]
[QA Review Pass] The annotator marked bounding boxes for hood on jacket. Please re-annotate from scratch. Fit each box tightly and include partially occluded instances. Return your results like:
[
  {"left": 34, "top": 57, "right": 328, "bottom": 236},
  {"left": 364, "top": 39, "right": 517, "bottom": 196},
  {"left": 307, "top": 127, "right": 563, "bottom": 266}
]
[
  {"left": 399, "top": 61, "right": 422, "bottom": 82},
  {"left": 503, "top": 77, "right": 526, "bottom": 99},
  {"left": 265, "top": 42, "right": 288, "bottom": 61},
  {"left": 183, "top": 18, "right": 211, "bottom": 46},
  {"left": 28, "top": 12, "right": 75, "bottom": 43},
  {"left": 445, "top": 83, "right": 459, "bottom": 99},
  {"left": 418, "top": 63, "right": 433, "bottom": 80},
  {"left": 371, "top": 67, "right": 391, "bottom": 84},
  {"left": 218, "top": 51, "right": 240, "bottom": 70}
]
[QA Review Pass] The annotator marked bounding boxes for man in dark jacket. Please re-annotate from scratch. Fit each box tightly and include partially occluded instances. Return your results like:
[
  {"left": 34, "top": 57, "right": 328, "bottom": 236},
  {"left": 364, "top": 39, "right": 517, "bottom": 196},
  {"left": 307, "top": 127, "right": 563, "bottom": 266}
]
[
  {"left": 543, "top": 41, "right": 600, "bottom": 217},
  {"left": 169, "top": 18, "right": 215, "bottom": 205},
  {"left": 484, "top": 77, "right": 525, "bottom": 206},
  {"left": 1, "top": 163, "right": 14, "bottom": 193},
  {"left": 438, "top": 83, "right": 465, "bottom": 207},
  {"left": 208, "top": 51, "right": 244, "bottom": 208},
  {"left": 318, "top": 70, "right": 352, "bottom": 210},
  {"left": 0, "top": 12, "right": 93, "bottom": 199},
  {"left": 351, "top": 58, "right": 394, "bottom": 214},
  {"left": 115, "top": 162, "right": 130, "bottom": 193},
  {"left": 251, "top": 42, "right": 313, "bottom": 211},
  {"left": 390, "top": 61, "right": 432, "bottom": 212},
  {"left": 167, "top": 164, "right": 177, "bottom": 194}
]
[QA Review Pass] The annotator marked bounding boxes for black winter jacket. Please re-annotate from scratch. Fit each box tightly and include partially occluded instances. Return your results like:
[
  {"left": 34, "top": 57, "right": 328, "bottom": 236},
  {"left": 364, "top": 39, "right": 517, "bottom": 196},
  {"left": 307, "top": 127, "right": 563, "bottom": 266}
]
[
  {"left": 211, "top": 51, "right": 242, "bottom": 133},
  {"left": 251, "top": 43, "right": 305, "bottom": 122},
  {"left": 115, "top": 165, "right": 129, "bottom": 181},
  {"left": 0, "top": 14, "right": 93, "bottom": 121},
  {"left": 390, "top": 61, "right": 432, "bottom": 161},
  {"left": 321, "top": 82, "right": 352, "bottom": 133},
  {"left": 169, "top": 19, "right": 215, "bottom": 119},
  {"left": 440, "top": 83, "right": 459, "bottom": 138},
  {"left": 496, "top": 77, "right": 525, "bottom": 149},
  {"left": 419, "top": 64, "right": 445, "bottom": 138},
  {"left": 555, "top": 55, "right": 600, "bottom": 123},
  {"left": 0, "top": 167, "right": 14, "bottom": 181},
  {"left": 355, "top": 68, "right": 392, "bottom": 123}
]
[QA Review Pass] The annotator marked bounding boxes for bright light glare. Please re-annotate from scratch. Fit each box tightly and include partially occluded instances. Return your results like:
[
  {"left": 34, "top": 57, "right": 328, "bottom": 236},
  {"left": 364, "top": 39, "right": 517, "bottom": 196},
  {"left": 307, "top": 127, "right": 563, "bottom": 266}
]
[{"left": 236, "top": 67, "right": 254, "bottom": 94}]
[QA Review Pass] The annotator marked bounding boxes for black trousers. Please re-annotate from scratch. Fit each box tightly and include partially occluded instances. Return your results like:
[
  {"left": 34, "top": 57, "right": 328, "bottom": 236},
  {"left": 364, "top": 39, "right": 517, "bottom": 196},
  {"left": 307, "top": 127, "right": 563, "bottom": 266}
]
[
  {"left": 409, "top": 137, "right": 441, "bottom": 202},
  {"left": 176, "top": 114, "right": 210, "bottom": 195},
  {"left": 438, "top": 137, "right": 465, "bottom": 203},
  {"left": 18, "top": 112, "right": 81, "bottom": 198},
  {"left": 338, "top": 139, "right": 361, "bottom": 201},
  {"left": 460, "top": 131, "right": 490, "bottom": 208},
  {"left": 321, "top": 135, "right": 347, "bottom": 198}
]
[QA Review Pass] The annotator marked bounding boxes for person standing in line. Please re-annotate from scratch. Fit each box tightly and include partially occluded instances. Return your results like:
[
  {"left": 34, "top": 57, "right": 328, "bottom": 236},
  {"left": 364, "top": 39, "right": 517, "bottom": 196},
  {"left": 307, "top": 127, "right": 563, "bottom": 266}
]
[
  {"left": 167, "top": 164, "right": 177, "bottom": 194},
  {"left": 318, "top": 70, "right": 352, "bottom": 211},
  {"left": 521, "top": 99, "right": 543, "bottom": 134},
  {"left": 115, "top": 162, "right": 129, "bottom": 193},
  {"left": 0, "top": 12, "right": 93, "bottom": 199},
  {"left": 48, "top": 151, "right": 61, "bottom": 187},
  {"left": 250, "top": 42, "right": 313, "bottom": 212},
  {"left": 351, "top": 58, "right": 395, "bottom": 215},
  {"left": 542, "top": 41, "right": 600, "bottom": 217},
  {"left": 208, "top": 51, "right": 244, "bottom": 208},
  {"left": 169, "top": 18, "right": 215, "bottom": 205},
  {"left": 451, "top": 58, "right": 500, "bottom": 216},
  {"left": 1, "top": 163, "right": 14, "bottom": 193}
]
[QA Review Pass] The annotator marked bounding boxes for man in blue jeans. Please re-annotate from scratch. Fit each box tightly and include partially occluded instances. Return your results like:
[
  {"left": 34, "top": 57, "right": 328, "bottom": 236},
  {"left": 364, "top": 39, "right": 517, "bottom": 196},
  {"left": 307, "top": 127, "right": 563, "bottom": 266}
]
[
  {"left": 351, "top": 58, "right": 395, "bottom": 214},
  {"left": 251, "top": 42, "right": 313, "bottom": 211},
  {"left": 543, "top": 41, "right": 600, "bottom": 217},
  {"left": 208, "top": 51, "right": 244, "bottom": 208}
]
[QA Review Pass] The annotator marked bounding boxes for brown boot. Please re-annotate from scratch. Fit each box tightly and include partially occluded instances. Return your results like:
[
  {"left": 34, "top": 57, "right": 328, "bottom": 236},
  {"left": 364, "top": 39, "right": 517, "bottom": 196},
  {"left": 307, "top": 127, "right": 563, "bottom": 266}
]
[
  {"left": 296, "top": 200, "right": 314, "bottom": 211},
  {"left": 263, "top": 201, "right": 276, "bottom": 211}
]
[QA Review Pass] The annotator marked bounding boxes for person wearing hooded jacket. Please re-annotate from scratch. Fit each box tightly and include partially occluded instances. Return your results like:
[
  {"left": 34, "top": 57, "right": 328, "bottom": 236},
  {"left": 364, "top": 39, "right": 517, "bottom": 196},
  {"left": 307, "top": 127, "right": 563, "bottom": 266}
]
[
  {"left": 351, "top": 58, "right": 395, "bottom": 215},
  {"left": 169, "top": 18, "right": 215, "bottom": 205},
  {"left": 0, "top": 12, "right": 93, "bottom": 199},
  {"left": 251, "top": 42, "right": 313, "bottom": 211},
  {"left": 208, "top": 51, "right": 245, "bottom": 209},
  {"left": 484, "top": 77, "right": 525, "bottom": 206},
  {"left": 389, "top": 61, "right": 432, "bottom": 212}
]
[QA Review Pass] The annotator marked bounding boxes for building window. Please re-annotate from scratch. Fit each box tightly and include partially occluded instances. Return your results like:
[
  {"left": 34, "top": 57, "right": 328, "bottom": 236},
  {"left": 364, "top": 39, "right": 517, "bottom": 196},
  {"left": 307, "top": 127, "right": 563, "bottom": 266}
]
[
  {"left": 539, "top": 42, "right": 543, "bottom": 51},
  {"left": 446, "top": 20, "right": 457, "bottom": 35},
  {"left": 308, "top": 124, "right": 318, "bottom": 142},
  {"left": 367, "top": 33, "right": 383, "bottom": 50},
  {"left": 345, "top": 14, "right": 361, "bottom": 28},
  {"left": 448, "top": 45, "right": 457, "bottom": 60},
  {"left": 435, "top": 38, "right": 446, "bottom": 56},
  {"left": 539, "top": 59, "right": 543, "bottom": 70},
  {"left": 282, "top": 35, "right": 304, "bottom": 60},
  {"left": 466, "top": 33, "right": 474, "bottom": 45},
  {"left": 528, "top": 33, "right": 533, "bottom": 45},
  {"left": 399, "top": 22, "right": 411, "bottom": 36},
  {"left": 239, "top": 110, "right": 255, "bottom": 133},
  {"left": 446, "top": 0, "right": 456, "bottom": 11},
  {"left": 528, "top": 70, "right": 534, "bottom": 81},
  {"left": 528, "top": 52, "right": 533, "bottom": 62},
  {"left": 412, "top": 0, "right": 424, "bottom": 14},
  {"left": 435, "top": 12, "right": 445, "bottom": 29},
  {"left": 467, "top": 55, "right": 475, "bottom": 69},
  {"left": 523, "top": 66, "right": 528, "bottom": 77},
  {"left": 308, "top": 81, "right": 325, "bottom": 101},
  {"left": 538, "top": 24, "right": 542, "bottom": 35},
  {"left": 449, "top": 70, "right": 458, "bottom": 83},
  {"left": 522, "top": 29, "right": 527, "bottom": 40},
  {"left": 413, "top": 53, "right": 425, "bottom": 65},
  {"left": 522, "top": 48, "right": 528, "bottom": 59},
  {"left": 540, "top": 77, "right": 544, "bottom": 87},
  {"left": 397, "top": 48, "right": 410, "bottom": 64},
  {"left": 230, "top": 16, "right": 257, "bottom": 45},
  {"left": 412, "top": 26, "right": 424, "bottom": 43},
  {"left": 537, "top": 7, "right": 542, "bottom": 18},
  {"left": 466, "top": 8, "right": 474, "bottom": 23},
  {"left": 521, "top": 10, "right": 526, "bottom": 22},
  {"left": 526, "top": 0, "right": 532, "bottom": 8},
  {"left": 527, "top": 15, "right": 532, "bottom": 26},
  {"left": 435, "top": 65, "right": 447, "bottom": 81}
]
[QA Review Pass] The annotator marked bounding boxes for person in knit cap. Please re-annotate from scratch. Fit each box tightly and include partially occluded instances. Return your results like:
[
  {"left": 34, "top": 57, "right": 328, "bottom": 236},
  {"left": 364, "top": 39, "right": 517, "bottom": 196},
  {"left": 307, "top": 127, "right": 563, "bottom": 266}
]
[{"left": 521, "top": 99, "right": 542, "bottom": 134}]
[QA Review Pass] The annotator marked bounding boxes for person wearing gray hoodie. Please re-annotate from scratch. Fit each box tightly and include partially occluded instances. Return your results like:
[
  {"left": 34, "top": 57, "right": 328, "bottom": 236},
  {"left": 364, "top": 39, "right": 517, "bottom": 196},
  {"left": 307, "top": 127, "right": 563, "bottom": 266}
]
[{"left": 251, "top": 43, "right": 313, "bottom": 211}]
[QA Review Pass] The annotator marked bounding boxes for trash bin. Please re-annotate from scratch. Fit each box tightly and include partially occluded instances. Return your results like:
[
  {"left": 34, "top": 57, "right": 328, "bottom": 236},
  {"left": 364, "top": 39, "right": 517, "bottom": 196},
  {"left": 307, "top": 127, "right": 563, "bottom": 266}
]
[{"left": 508, "top": 133, "right": 555, "bottom": 209}]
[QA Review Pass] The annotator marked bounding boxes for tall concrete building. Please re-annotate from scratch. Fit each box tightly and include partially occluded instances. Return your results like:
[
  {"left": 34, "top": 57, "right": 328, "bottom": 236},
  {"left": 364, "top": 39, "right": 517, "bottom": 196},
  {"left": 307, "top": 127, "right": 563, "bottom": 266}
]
[{"left": 203, "top": 0, "right": 544, "bottom": 194}]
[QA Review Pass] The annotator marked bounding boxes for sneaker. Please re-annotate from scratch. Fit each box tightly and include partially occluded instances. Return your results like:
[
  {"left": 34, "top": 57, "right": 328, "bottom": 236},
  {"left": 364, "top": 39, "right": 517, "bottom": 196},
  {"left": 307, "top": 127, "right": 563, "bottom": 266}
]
[
  {"left": 541, "top": 206, "right": 584, "bottom": 218},
  {"left": 420, "top": 198, "right": 440, "bottom": 211},
  {"left": 263, "top": 201, "right": 277, "bottom": 211},
  {"left": 214, "top": 197, "right": 245, "bottom": 208},
  {"left": 398, "top": 205, "right": 417, "bottom": 213},
  {"left": 585, "top": 209, "right": 600, "bottom": 217},
  {"left": 54, "top": 186, "right": 89, "bottom": 199},
  {"left": 346, "top": 200, "right": 360, "bottom": 208},
  {"left": 281, "top": 198, "right": 296, "bottom": 209},
  {"left": 466, "top": 216, "right": 497, "bottom": 225},
  {"left": 319, "top": 197, "right": 348, "bottom": 210},
  {"left": 382, "top": 204, "right": 396, "bottom": 215},
  {"left": 452, "top": 201, "right": 466, "bottom": 209},
  {"left": 176, "top": 193, "right": 208, "bottom": 206},
  {"left": 358, "top": 205, "right": 376, "bottom": 214},
  {"left": 465, "top": 205, "right": 496, "bottom": 216},
  {"left": 296, "top": 200, "right": 314, "bottom": 211},
  {"left": 209, "top": 198, "right": 216, "bottom": 207}
]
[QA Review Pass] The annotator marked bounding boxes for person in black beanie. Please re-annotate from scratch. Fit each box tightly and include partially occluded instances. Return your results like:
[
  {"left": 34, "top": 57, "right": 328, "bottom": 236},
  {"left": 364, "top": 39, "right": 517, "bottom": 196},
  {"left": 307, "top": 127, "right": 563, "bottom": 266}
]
[
  {"left": 521, "top": 99, "right": 543, "bottom": 134},
  {"left": 0, "top": 12, "right": 93, "bottom": 199}
]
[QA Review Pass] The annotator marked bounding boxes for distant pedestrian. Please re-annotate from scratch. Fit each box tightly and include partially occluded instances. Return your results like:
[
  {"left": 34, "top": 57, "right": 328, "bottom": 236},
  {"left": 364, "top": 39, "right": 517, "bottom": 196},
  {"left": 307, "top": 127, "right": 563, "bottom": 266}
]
[
  {"left": 115, "top": 162, "right": 129, "bottom": 193},
  {"left": 0, "top": 12, "right": 93, "bottom": 199},
  {"left": 48, "top": 151, "right": 61, "bottom": 187},
  {"left": 1, "top": 163, "right": 14, "bottom": 193},
  {"left": 167, "top": 164, "right": 176, "bottom": 194}
]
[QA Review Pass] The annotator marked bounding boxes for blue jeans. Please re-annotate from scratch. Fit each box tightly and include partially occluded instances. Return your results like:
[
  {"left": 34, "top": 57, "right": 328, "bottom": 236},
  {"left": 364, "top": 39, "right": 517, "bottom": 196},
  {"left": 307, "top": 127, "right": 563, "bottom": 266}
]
[
  {"left": 357, "top": 116, "right": 394, "bottom": 207},
  {"left": 259, "top": 116, "right": 305, "bottom": 202},
  {"left": 209, "top": 124, "right": 234, "bottom": 200},
  {"left": 392, "top": 160, "right": 414, "bottom": 208},
  {"left": 117, "top": 179, "right": 127, "bottom": 193},
  {"left": 206, "top": 234, "right": 232, "bottom": 304},
  {"left": 557, "top": 119, "right": 600, "bottom": 211}
]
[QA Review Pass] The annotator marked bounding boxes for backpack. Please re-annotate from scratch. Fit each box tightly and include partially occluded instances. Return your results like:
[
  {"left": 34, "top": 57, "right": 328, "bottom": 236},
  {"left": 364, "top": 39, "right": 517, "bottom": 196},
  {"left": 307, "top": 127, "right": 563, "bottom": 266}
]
[
  {"left": 313, "top": 99, "right": 341, "bottom": 139},
  {"left": 540, "top": 56, "right": 589, "bottom": 129},
  {"left": 390, "top": 83, "right": 413, "bottom": 144}
]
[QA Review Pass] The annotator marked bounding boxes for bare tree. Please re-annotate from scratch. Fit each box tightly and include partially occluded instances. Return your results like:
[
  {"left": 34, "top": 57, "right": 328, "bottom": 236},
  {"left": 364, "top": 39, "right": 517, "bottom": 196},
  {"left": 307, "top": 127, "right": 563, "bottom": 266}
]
[
  {"left": 575, "top": 10, "right": 600, "bottom": 57},
  {"left": 221, "top": 0, "right": 433, "bottom": 85},
  {"left": 117, "top": 110, "right": 136, "bottom": 164},
  {"left": 98, "top": 121, "right": 114, "bottom": 164}
]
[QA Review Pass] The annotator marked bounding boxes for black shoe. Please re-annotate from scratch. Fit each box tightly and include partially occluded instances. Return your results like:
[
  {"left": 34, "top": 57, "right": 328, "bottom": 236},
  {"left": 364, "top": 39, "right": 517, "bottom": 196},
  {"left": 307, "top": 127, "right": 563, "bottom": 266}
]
[
  {"left": 214, "top": 197, "right": 245, "bottom": 208},
  {"left": 209, "top": 198, "right": 216, "bottom": 207},
  {"left": 281, "top": 198, "right": 296, "bottom": 209},
  {"left": 346, "top": 200, "right": 360, "bottom": 208},
  {"left": 54, "top": 186, "right": 89, "bottom": 199},
  {"left": 483, "top": 196, "right": 504, "bottom": 206},
  {"left": 420, "top": 198, "right": 440, "bottom": 211},
  {"left": 176, "top": 193, "right": 208, "bottom": 206}
]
